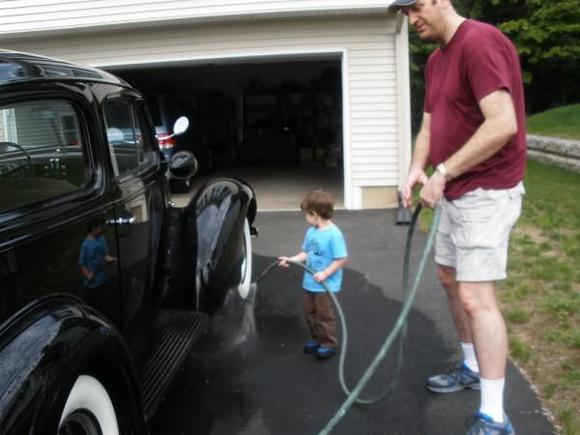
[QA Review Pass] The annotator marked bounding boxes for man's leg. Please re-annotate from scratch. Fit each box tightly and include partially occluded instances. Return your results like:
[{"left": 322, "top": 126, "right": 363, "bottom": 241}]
[
  {"left": 426, "top": 265, "right": 481, "bottom": 393},
  {"left": 438, "top": 265, "right": 479, "bottom": 373},
  {"left": 438, "top": 265, "right": 473, "bottom": 345},
  {"left": 459, "top": 281, "right": 507, "bottom": 379},
  {"left": 459, "top": 281, "right": 508, "bottom": 423}
]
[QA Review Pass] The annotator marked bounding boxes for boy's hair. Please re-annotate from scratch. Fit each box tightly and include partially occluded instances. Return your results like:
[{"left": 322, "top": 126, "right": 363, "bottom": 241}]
[
  {"left": 301, "top": 190, "right": 334, "bottom": 220},
  {"left": 87, "top": 218, "right": 105, "bottom": 233}
]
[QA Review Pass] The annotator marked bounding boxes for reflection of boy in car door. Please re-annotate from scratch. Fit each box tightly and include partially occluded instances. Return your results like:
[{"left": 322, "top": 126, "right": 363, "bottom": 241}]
[
  {"left": 80, "top": 218, "right": 116, "bottom": 288},
  {"left": 79, "top": 218, "right": 117, "bottom": 313}
]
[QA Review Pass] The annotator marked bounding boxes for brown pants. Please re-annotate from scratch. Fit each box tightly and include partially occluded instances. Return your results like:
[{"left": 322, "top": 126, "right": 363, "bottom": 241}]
[{"left": 304, "top": 291, "right": 338, "bottom": 347}]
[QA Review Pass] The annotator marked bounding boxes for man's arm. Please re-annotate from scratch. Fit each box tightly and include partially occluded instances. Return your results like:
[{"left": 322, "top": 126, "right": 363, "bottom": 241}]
[
  {"left": 420, "top": 89, "right": 518, "bottom": 207},
  {"left": 402, "top": 112, "right": 431, "bottom": 207},
  {"left": 444, "top": 90, "right": 517, "bottom": 178}
]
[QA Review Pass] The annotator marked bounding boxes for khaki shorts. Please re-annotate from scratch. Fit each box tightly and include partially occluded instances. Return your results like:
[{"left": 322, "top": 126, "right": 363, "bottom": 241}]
[{"left": 435, "top": 182, "right": 524, "bottom": 282}]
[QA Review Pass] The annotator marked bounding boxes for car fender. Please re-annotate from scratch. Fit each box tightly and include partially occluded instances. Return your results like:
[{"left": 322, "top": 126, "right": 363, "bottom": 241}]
[
  {"left": 0, "top": 295, "right": 145, "bottom": 434},
  {"left": 168, "top": 177, "right": 255, "bottom": 314}
]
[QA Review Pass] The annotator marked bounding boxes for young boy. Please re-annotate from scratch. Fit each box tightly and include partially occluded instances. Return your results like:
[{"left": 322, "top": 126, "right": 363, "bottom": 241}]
[
  {"left": 79, "top": 218, "right": 117, "bottom": 290},
  {"left": 279, "top": 190, "right": 348, "bottom": 359}
]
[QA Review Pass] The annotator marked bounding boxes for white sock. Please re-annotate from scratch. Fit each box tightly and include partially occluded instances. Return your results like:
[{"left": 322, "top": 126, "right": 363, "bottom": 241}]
[
  {"left": 461, "top": 342, "right": 479, "bottom": 373},
  {"left": 479, "top": 377, "right": 505, "bottom": 423}
]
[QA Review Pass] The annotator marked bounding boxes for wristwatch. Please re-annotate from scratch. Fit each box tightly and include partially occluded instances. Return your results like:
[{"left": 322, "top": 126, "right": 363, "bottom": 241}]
[{"left": 436, "top": 162, "right": 452, "bottom": 181}]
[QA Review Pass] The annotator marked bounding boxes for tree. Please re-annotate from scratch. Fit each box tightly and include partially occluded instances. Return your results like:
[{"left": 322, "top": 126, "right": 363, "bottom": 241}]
[
  {"left": 408, "top": 0, "right": 580, "bottom": 129},
  {"left": 498, "top": 0, "right": 580, "bottom": 111}
]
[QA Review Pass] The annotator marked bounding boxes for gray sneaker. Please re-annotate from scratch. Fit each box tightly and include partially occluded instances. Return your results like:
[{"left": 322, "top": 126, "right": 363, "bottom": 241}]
[
  {"left": 427, "top": 362, "right": 480, "bottom": 393},
  {"left": 466, "top": 412, "right": 515, "bottom": 434}
]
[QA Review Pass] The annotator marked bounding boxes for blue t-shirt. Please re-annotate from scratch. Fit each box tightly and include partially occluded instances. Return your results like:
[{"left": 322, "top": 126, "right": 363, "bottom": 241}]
[
  {"left": 301, "top": 224, "right": 348, "bottom": 293},
  {"left": 79, "top": 235, "right": 110, "bottom": 288}
]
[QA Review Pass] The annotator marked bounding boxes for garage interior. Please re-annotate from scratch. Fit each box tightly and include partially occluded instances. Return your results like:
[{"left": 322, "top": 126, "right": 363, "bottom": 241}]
[{"left": 109, "top": 57, "right": 344, "bottom": 210}]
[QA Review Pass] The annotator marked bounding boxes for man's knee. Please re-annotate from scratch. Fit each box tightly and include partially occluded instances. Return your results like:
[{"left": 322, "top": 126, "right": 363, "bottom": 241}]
[{"left": 458, "top": 282, "right": 498, "bottom": 318}]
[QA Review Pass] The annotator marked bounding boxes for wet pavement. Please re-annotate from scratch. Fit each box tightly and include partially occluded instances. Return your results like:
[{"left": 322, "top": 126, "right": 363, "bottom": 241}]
[{"left": 150, "top": 210, "right": 555, "bottom": 435}]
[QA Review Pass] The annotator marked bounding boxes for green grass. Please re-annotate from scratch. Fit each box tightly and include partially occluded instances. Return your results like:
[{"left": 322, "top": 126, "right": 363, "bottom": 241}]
[
  {"left": 502, "top": 161, "right": 580, "bottom": 434},
  {"left": 509, "top": 337, "right": 532, "bottom": 362},
  {"left": 527, "top": 104, "right": 580, "bottom": 140},
  {"left": 418, "top": 159, "right": 580, "bottom": 434}
]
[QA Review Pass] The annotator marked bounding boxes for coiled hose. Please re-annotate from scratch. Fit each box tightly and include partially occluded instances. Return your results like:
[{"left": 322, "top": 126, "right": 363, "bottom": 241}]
[{"left": 254, "top": 205, "right": 441, "bottom": 434}]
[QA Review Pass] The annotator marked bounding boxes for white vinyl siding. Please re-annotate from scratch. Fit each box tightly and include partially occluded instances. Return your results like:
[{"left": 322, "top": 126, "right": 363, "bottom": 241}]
[
  {"left": 2, "top": 14, "right": 403, "bottom": 208},
  {"left": 0, "top": 0, "right": 395, "bottom": 37}
]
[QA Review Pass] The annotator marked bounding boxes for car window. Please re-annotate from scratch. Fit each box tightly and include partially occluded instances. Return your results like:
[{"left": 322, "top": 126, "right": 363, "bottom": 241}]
[
  {"left": 134, "top": 101, "right": 157, "bottom": 168},
  {"left": 105, "top": 99, "right": 155, "bottom": 176},
  {"left": 105, "top": 99, "right": 140, "bottom": 176},
  {"left": 0, "top": 99, "right": 89, "bottom": 213}
]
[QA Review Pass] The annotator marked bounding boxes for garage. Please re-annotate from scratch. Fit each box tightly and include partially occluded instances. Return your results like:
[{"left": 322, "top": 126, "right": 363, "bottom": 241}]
[
  {"left": 0, "top": 1, "right": 412, "bottom": 210},
  {"left": 109, "top": 57, "right": 344, "bottom": 210}
]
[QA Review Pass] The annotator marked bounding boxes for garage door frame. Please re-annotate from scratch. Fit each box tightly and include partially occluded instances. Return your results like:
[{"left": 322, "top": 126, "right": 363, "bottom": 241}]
[{"left": 97, "top": 48, "right": 352, "bottom": 208}]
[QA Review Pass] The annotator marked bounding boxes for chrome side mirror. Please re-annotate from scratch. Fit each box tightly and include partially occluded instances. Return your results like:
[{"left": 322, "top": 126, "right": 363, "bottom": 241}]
[{"left": 169, "top": 150, "right": 198, "bottom": 179}]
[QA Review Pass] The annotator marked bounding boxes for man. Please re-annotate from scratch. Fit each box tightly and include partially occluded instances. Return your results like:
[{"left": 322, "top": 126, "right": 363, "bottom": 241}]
[{"left": 390, "top": 0, "right": 527, "bottom": 434}]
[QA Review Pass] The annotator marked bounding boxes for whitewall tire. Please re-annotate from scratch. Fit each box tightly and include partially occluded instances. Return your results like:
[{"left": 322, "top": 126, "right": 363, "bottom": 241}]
[
  {"left": 237, "top": 219, "right": 253, "bottom": 299},
  {"left": 58, "top": 375, "right": 119, "bottom": 435}
]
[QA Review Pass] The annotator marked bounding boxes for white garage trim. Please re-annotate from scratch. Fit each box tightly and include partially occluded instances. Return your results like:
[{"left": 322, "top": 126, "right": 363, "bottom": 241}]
[
  {"left": 341, "top": 49, "right": 353, "bottom": 209},
  {"left": 396, "top": 13, "right": 412, "bottom": 191},
  {"left": 98, "top": 47, "right": 356, "bottom": 208},
  {"left": 0, "top": 1, "right": 398, "bottom": 39},
  {"left": 93, "top": 48, "right": 341, "bottom": 70}
]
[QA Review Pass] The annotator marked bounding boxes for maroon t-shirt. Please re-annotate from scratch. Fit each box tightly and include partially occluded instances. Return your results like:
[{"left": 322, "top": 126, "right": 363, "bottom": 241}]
[{"left": 424, "top": 19, "right": 527, "bottom": 200}]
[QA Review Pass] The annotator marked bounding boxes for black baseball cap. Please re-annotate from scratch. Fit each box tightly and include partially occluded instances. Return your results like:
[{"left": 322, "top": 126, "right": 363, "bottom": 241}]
[{"left": 388, "top": 0, "right": 418, "bottom": 12}]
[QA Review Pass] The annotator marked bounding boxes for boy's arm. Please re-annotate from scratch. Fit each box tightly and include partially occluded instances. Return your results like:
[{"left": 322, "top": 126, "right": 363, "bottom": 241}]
[
  {"left": 80, "top": 265, "right": 94, "bottom": 281},
  {"left": 313, "top": 257, "right": 348, "bottom": 282},
  {"left": 278, "top": 251, "right": 307, "bottom": 267},
  {"left": 79, "top": 243, "right": 93, "bottom": 280}
]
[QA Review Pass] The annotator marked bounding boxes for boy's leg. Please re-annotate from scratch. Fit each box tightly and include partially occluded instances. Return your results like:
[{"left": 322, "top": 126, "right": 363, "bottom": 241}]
[
  {"left": 313, "top": 292, "right": 338, "bottom": 348},
  {"left": 303, "top": 291, "right": 318, "bottom": 340}
]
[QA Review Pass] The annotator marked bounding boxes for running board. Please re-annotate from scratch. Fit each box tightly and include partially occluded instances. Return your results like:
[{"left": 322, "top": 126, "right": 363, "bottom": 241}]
[{"left": 138, "top": 309, "right": 208, "bottom": 420}]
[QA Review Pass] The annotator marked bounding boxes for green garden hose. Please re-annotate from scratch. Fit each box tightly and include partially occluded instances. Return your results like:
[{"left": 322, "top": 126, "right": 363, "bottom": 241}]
[{"left": 254, "top": 205, "right": 441, "bottom": 434}]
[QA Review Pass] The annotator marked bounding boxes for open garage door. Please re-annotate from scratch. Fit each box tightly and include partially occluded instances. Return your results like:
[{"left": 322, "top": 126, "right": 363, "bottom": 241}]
[{"left": 107, "top": 57, "right": 343, "bottom": 210}]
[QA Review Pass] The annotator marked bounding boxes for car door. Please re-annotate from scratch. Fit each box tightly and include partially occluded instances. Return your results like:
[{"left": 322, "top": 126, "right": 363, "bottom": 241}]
[
  {"left": 103, "top": 95, "right": 165, "bottom": 348},
  {"left": 0, "top": 85, "right": 123, "bottom": 326}
]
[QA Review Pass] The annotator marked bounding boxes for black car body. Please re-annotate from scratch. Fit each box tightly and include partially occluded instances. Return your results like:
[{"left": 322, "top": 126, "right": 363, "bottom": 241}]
[{"left": 0, "top": 51, "right": 257, "bottom": 434}]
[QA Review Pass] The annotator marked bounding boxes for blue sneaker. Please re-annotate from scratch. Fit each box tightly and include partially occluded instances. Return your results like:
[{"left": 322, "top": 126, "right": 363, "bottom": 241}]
[
  {"left": 466, "top": 412, "right": 515, "bottom": 434},
  {"left": 316, "top": 346, "right": 335, "bottom": 359},
  {"left": 427, "top": 362, "right": 480, "bottom": 393},
  {"left": 303, "top": 339, "right": 320, "bottom": 353}
]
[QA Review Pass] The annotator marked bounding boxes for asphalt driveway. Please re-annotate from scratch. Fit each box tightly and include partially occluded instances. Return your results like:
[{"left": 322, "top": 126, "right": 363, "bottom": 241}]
[{"left": 151, "top": 209, "right": 555, "bottom": 435}]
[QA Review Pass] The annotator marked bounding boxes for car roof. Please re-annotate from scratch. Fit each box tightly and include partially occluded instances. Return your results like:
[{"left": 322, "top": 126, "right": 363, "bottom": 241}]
[{"left": 0, "top": 49, "right": 128, "bottom": 88}]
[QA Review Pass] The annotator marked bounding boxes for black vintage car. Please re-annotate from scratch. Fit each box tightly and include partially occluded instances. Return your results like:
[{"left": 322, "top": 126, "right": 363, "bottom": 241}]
[{"left": 0, "top": 51, "right": 257, "bottom": 434}]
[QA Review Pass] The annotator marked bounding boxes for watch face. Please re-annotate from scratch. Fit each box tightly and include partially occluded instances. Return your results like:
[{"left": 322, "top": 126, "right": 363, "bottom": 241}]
[{"left": 437, "top": 164, "right": 449, "bottom": 179}]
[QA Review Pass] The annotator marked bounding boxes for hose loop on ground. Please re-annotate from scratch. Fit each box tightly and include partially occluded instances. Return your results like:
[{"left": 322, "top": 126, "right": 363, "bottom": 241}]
[{"left": 255, "top": 205, "right": 441, "bottom": 434}]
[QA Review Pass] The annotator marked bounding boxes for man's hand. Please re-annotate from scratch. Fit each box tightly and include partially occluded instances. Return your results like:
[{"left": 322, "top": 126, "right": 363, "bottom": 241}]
[
  {"left": 278, "top": 256, "right": 290, "bottom": 268},
  {"left": 419, "top": 171, "right": 446, "bottom": 208},
  {"left": 402, "top": 167, "right": 429, "bottom": 208}
]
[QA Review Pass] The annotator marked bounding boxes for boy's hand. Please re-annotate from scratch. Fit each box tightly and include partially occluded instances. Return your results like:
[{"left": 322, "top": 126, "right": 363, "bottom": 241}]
[
  {"left": 278, "top": 256, "right": 290, "bottom": 268},
  {"left": 313, "top": 271, "right": 328, "bottom": 282}
]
